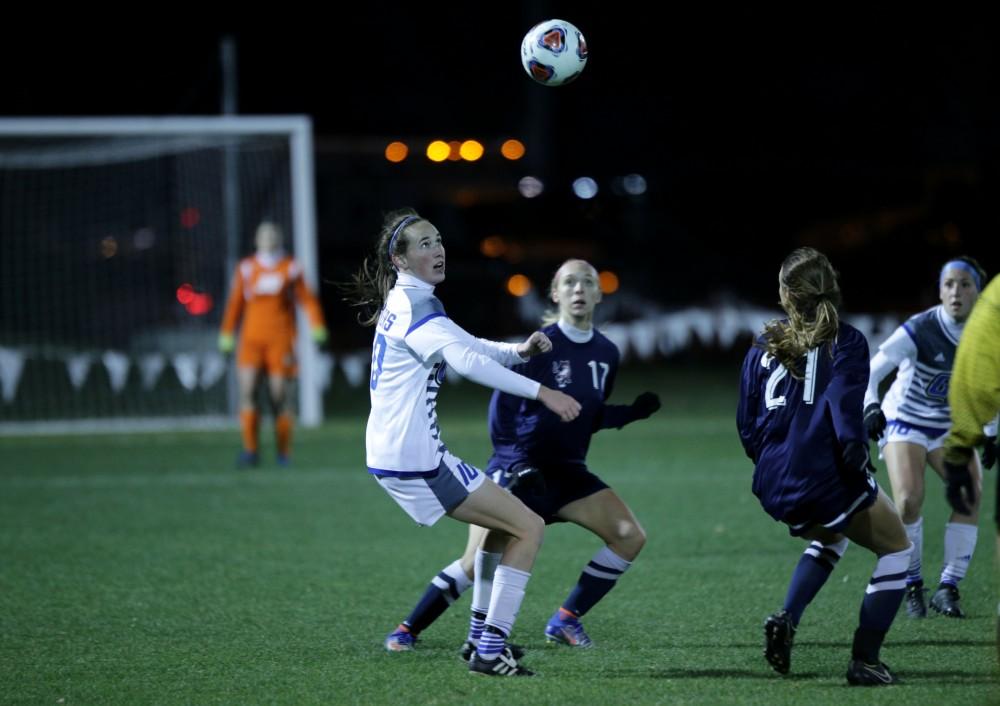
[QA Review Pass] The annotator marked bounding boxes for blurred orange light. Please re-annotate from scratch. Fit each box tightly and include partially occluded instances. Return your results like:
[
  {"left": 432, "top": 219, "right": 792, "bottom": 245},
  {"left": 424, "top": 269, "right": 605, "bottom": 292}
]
[
  {"left": 447, "top": 141, "right": 463, "bottom": 161},
  {"left": 385, "top": 141, "right": 409, "bottom": 162},
  {"left": 506, "top": 274, "right": 532, "bottom": 297},
  {"left": 501, "top": 139, "right": 526, "bottom": 160},
  {"left": 480, "top": 236, "right": 507, "bottom": 258},
  {"left": 426, "top": 140, "right": 450, "bottom": 162},
  {"left": 599, "top": 271, "right": 620, "bottom": 294},
  {"left": 460, "top": 140, "right": 484, "bottom": 161}
]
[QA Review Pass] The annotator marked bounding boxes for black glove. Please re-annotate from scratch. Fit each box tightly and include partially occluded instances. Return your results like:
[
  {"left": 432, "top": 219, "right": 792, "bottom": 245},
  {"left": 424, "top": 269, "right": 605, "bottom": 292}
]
[
  {"left": 841, "top": 440, "right": 877, "bottom": 476},
  {"left": 981, "top": 436, "right": 997, "bottom": 470},
  {"left": 631, "top": 392, "right": 661, "bottom": 420},
  {"left": 862, "top": 403, "right": 887, "bottom": 442},
  {"left": 943, "top": 459, "right": 976, "bottom": 515},
  {"left": 507, "top": 463, "right": 546, "bottom": 496}
]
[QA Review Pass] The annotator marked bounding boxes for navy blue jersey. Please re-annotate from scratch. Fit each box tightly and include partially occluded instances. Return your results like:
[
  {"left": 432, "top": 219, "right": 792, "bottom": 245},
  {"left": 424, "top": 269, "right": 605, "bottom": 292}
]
[
  {"left": 736, "top": 322, "right": 870, "bottom": 523},
  {"left": 488, "top": 324, "right": 637, "bottom": 470}
]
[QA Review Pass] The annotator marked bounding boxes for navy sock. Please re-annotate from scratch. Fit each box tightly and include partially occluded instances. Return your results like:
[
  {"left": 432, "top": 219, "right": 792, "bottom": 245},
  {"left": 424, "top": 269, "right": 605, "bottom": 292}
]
[
  {"left": 783, "top": 539, "right": 847, "bottom": 625},
  {"left": 404, "top": 561, "right": 471, "bottom": 635},
  {"left": 563, "top": 547, "right": 631, "bottom": 617}
]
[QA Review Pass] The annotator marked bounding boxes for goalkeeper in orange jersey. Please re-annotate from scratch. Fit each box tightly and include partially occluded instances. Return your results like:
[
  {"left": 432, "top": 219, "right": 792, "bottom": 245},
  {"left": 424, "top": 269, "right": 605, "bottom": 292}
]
[{"left": 219, "top": 221, "right": 328, "bottom": 468}]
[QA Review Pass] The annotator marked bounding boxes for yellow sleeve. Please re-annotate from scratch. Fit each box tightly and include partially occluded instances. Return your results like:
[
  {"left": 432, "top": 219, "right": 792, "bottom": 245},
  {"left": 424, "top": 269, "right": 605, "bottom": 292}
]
[{"left": 944, "top": 275, "right": 1000, "bottom": 465}]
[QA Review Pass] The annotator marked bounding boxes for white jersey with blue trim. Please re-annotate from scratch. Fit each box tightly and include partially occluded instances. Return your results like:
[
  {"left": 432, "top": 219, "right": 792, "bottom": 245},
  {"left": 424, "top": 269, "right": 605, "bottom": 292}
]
[
  {"left": 365, "top": 273, "right": 534, "bottom": 476},
  {"left": 878, "top": 305, "right": 962, "bottom": 429}
]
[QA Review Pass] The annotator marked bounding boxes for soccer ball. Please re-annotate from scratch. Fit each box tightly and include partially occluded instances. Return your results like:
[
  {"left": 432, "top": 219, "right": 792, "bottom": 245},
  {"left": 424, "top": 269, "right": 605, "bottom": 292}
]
[{"left": 520, "top": 19, "right": 588, "bottom": 86}]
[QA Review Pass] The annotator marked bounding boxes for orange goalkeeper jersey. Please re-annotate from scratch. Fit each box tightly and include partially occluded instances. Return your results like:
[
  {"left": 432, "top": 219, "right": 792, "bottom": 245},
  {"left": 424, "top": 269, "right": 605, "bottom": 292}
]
[{"left": 220, "top": 252, "right": 326, "bottom": 343}]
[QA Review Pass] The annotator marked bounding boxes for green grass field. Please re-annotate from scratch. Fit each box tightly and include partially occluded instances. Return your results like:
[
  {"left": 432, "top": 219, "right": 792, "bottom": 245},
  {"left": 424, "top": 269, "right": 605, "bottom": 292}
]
[{"left": 2, "top": 366, "right": 997, "bottom": 705}]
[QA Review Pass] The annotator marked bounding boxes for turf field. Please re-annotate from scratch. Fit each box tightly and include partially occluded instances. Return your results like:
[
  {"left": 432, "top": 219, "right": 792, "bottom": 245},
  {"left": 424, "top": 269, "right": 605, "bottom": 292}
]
[{"left": 1, "top": 365, "right": 997, "bottom": 704}]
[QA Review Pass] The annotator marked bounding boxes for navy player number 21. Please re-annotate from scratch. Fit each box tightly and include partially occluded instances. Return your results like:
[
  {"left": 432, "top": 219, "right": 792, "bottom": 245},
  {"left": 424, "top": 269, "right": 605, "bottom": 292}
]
[{"left": 763, "top": 348, "right": 819, "bottom": 409}]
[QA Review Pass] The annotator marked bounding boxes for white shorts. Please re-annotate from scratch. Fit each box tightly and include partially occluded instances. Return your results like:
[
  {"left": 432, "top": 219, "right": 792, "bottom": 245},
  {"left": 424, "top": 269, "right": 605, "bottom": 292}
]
[
  {"left": 374, "top": 449, "right": 486, "bottom": 527},
  {"left": 878, "top": 419, "right": 948, "bottom": 458}
]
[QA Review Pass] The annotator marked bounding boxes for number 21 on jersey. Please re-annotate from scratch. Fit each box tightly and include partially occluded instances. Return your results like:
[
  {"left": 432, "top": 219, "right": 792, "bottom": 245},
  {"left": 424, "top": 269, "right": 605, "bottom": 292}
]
[{"left": 762, "top": 349, "right": 818, "bottom": 409}]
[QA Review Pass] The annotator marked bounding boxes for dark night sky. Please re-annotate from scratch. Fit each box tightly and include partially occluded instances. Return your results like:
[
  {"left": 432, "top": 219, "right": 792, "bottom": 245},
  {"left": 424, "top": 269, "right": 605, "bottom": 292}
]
[{"left": 3, "top": 5, "right": 999, "bottom": 341}]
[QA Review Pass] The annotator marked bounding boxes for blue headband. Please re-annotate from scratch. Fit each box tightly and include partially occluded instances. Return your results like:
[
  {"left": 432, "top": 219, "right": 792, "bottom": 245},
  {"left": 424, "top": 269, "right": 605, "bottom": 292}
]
[
  {"left": 388, "top": 216, "right": 420, "bottom": 263},
  {"left": 940, "top": 260, "right": 982, "bottom": 291}
]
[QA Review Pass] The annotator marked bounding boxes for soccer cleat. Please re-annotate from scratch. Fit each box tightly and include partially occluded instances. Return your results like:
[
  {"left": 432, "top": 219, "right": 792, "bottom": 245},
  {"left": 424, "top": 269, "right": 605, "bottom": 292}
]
[
  {"left": 384, "top": 625, "right": 417, "bottom": 652},
  {"left": 763, "top": 610, "right": 795, "bottom": 675},
  {"left": 460, "top": 640, "right": 525, "bottom": 663},
  {"left": 236, "top": 450, "right": 259, "bottom": 469},
  {"left": 929, "top": 584, "right": 965, "bottom": 618},
  {"left": 276, "top": 453, "right": 291, "bottom": 468},
  {"left": 904, "top": 583, "right": 927, "bottom": 618},
  {"left": 846, "top": 659, "right": 899, "bottom": 686},
  {"left": 544, "top": 609, "right": 593, "bottom": 648},
  {"left": 468, "top": 648, "right": 534, "bottom": 676}
]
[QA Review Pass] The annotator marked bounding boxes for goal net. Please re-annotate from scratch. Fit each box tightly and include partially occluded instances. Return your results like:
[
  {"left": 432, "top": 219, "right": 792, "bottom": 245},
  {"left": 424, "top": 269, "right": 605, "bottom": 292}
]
[{"left": 0, "top": 117, "right": 323, "bottom": 433}]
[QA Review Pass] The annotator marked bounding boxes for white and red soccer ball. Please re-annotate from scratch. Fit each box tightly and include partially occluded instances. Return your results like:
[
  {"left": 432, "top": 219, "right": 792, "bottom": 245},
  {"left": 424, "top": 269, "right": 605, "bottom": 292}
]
[{"left": 520, "top": 19, "right": 588, "bottom": 86}]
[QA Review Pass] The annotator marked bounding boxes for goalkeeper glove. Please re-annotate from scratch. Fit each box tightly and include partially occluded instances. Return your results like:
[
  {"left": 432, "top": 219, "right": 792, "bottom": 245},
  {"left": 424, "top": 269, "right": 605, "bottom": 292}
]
[
  {"left": 631, "top": 391, "right": 661, "bottom": 420},
  {"left": 982, "top": 436, "right": 997, "bottom": 470},
  {"left": 311, "top": 326, "right": 328, "bottom": 345},
  {"left": 507, "top": 463, "right": 546, "bottom": 496},
  {"left": 943, "top": 458, "right": 976, "bottom": 515},
  {"left": 218, "top": 333, "right": 235, "bottom": 354},
  {"left": 862, "top": 403, "right": 886, "bottom": 441}
]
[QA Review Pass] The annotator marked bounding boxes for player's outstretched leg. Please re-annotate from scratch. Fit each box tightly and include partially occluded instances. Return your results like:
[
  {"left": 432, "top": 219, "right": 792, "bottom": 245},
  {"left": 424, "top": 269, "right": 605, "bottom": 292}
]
[
  {"left": 763, "top": 538, "right": 846, "bottom": 674},
  {"left": 384, "top": 559, "right": 474, "bottom": 654}
]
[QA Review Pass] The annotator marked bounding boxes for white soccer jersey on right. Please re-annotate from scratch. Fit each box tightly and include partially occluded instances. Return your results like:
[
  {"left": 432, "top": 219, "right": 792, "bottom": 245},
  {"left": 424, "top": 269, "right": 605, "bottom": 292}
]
[{"left": 874, "top": 305, "right": 961, "bottom": 429}]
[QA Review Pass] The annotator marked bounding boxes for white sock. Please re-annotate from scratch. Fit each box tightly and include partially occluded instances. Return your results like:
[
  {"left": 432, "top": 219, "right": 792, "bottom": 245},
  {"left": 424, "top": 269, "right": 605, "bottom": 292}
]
[
  {"left": 940, "top": 522, "right": 978, "bottom": 585},
  {"left": 471, "top": 550, "right": 501, "bottom": 616},
  {"left": 904, "top": 517, "right": 923, "bottom": 585},
  {"left": 484, "top": 565, "right": 531, "bottom": 637}
]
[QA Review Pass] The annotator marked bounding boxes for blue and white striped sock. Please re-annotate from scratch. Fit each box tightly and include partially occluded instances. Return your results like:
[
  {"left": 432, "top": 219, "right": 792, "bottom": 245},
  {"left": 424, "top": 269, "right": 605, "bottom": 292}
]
[
  {"left": 940, "top": 522, "right": 977, "bottom": 586},
  {"left": 479, "top": 565, "right": 531, "bottom": 661},
  {"left": 468, "top": 550, "right": 501, "bottom": 646},
  {"left": 904, "top": 518, "right": 923, "bottom": 586}
]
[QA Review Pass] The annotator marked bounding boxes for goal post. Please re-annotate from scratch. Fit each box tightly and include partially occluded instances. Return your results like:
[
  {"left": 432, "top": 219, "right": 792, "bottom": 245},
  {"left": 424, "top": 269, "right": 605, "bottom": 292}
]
[{"left": 0, "top": 116, "right": 324, "bottom": 432}]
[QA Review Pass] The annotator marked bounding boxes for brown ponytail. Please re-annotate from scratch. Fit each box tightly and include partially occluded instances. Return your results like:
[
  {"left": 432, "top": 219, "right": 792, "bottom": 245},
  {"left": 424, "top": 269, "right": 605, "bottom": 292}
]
[{"left": 762, "top": 247, "right": 842, "bottom": 378}]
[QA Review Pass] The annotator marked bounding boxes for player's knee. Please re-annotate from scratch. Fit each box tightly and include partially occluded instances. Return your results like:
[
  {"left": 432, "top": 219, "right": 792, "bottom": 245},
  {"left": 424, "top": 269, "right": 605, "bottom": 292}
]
[
  {"left": 519, "top": 511, "right": 545, "bottom": 549},
  {"left": 613, "top": 520, "right": 646, "bottom": 557},
  {"left": 895, "top": 493, "right": 923, "bottom": 523}
]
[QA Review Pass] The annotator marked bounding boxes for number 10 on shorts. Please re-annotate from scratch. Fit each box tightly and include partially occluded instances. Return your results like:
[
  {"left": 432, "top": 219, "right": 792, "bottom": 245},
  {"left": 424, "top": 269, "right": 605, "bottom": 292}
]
[{"left": 456, "top": 462, "right": 479, "bottom": 486}]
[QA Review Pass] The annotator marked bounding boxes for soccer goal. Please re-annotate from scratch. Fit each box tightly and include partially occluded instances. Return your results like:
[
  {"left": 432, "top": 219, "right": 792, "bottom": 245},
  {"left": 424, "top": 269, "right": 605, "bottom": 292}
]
[{"left": 0, "top": 117, "right": 323, "bottom": 433}]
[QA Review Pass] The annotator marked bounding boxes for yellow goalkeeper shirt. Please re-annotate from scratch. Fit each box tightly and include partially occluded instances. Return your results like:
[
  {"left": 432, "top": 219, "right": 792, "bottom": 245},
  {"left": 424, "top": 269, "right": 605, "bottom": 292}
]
[{"left": 944, "top": 274, "right": 1000, "bottom": 465}]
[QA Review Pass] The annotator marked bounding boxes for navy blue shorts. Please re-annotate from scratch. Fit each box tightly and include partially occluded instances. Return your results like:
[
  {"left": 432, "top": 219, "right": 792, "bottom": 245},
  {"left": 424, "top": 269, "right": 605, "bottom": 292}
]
[
  {"left": 502, "top": 462, "right": 610, "bottom": 525},
  {"left": 777, "top": 472, "right": 879, "bottom": 537}
]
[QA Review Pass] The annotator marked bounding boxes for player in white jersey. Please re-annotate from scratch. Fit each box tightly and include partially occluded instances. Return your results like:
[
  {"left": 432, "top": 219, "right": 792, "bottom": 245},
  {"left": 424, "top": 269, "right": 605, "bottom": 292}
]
[
  {"left": 344, "top": 208, "right": 581, "bottom": 677},
  {"left": 863, "top": 256, "right": 992, "bottom": 619}
]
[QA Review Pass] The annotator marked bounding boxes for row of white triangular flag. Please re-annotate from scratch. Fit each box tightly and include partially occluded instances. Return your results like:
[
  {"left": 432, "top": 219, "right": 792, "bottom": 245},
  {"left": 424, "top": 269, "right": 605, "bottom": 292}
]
[
  {"left": 0, "top": 349, "right": 230, "bottom": 402},
  {"left": 0, "top": 307, "right": 904, "bottom": 403}
]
